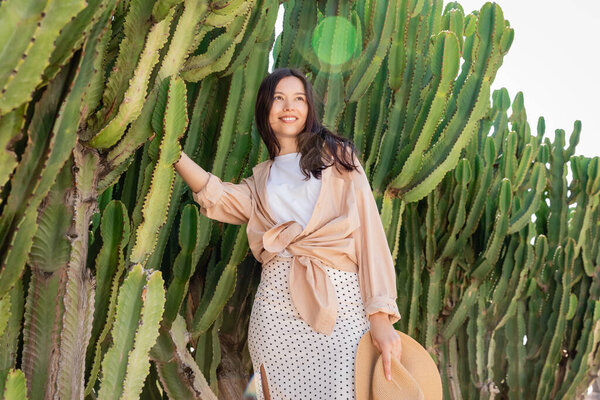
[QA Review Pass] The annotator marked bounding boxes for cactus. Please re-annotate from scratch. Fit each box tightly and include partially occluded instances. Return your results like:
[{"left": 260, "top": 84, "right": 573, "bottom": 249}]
[{"left": 0, "top": 0, "right": 599, "bottom": 399}]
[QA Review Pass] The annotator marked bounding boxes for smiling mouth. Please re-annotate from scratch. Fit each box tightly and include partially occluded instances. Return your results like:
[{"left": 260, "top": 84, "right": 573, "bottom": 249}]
[{"left": 280, "top": 117, "right": 298, "bottom": 123}]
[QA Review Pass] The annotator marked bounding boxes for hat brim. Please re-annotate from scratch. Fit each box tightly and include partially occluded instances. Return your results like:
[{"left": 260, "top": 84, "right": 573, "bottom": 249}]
[{"left": 355, "top": 330, "right": 442, "bottom": 400}]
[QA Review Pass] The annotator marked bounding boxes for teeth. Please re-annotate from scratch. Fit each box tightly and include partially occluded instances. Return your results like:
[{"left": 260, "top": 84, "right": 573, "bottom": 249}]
[{"left": 281, "top": 117, "right": 297, "bottom": 121}]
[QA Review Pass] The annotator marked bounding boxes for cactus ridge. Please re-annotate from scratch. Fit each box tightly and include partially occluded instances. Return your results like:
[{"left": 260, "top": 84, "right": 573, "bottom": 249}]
[{"left": 130, "top": 76, "right": 187, "bottom": 266}]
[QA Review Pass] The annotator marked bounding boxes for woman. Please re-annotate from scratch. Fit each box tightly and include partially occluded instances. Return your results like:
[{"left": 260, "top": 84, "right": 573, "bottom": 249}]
[{"left": 175, "top": 67, "right": 402, "bottom": 399}]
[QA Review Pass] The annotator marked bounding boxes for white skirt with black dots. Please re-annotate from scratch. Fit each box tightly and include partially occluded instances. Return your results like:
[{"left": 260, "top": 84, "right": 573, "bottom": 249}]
[{"left": 247, "top": 254, "right": 371, "bottom": 400}]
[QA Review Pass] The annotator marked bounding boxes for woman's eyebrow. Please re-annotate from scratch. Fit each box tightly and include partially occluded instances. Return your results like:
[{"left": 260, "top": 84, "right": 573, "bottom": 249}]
[{"left": 274, "top": 91, "right": 306, "bottom": 95}]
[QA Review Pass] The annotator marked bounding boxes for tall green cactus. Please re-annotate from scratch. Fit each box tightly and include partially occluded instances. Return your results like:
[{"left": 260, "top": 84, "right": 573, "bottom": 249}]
[{"left": 0, "top": 0, "right": 598, "bottom": 399}]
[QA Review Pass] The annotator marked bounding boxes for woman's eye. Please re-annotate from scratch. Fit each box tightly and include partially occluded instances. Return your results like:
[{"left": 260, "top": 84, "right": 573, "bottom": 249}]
[{"left": 273, "top": 95, "right": 304, "bottom": 101}]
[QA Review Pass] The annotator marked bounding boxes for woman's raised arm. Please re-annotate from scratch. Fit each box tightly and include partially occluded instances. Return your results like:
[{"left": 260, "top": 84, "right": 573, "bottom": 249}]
[
  {"left": 174, "top": 151, "right": 209, "bottom": 193},
  {"left": 173, "top": 150, "right": 253, "bottom": 225}
]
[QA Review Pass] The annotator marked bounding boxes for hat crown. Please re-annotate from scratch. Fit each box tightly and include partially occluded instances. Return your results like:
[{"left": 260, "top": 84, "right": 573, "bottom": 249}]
[{"left": 354, "top": 330, "right": 442, "bottom": 400}]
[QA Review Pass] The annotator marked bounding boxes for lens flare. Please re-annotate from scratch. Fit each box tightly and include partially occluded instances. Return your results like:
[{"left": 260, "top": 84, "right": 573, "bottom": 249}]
[{"left": 311, "top": 16, "right": 361, "bottom": 66}]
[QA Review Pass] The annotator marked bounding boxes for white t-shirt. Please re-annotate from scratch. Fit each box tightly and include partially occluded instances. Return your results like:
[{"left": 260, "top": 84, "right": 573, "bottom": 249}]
[{"left": 266, "top": 152, "right": 322, "bottom": 257}]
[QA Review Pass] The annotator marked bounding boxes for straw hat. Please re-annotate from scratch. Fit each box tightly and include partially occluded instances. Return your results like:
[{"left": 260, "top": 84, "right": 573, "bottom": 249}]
[{"left": 355, "top": 330, "right": 443, "bottom": 400}]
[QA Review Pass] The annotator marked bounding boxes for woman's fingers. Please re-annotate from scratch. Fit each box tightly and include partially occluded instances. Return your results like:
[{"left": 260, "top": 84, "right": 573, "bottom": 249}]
[
  {"left": 381, "top": 346, "right": 393, "bottom": 380},
  {"left": 394, "top": 332, "right": 402, "bottom": 360},
  {"left": 381, "top": 336, "right": 402, "bottom": 381},
  {"left": 371, "top": 329, "right": 403, "bottom": 381}
]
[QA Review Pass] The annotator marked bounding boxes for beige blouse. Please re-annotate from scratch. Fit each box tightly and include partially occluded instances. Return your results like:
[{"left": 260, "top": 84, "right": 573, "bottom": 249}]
[{"left": 192, "top": 151, "right": 401, "bottom": 336}]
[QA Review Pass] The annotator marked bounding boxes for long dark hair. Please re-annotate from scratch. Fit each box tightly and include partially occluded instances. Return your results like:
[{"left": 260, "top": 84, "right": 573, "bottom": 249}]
[{"left": 254, "top": 67, "right": 359, "bottom": 180}]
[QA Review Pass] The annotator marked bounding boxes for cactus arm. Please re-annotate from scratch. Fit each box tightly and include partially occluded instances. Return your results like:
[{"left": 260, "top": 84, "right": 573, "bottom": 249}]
[
  {"left": 104, "top": 89, "right": 159, "bottom": 170},
  {"left": 535, "top": 239, "right": 576, "bottom": 399},
  {"left": 163, "top": 205, "right": 201, "bottom": 329},
  {"left": 488, "top": 239, "right": 518, "bottom": 320},
  {"left": 157, "top": 0, "right": 209, "bottom": 80},
  {"left": 180, "top": 5, "right": 252, "bottom": 82},
  {"left": 120, "top": 270, "right": 166, "bottom": 399},
  {"left": 152, "top": 0, "right": 183, "bottom": 21},
  {"left": 322, "top": 72, "right": 345, "bottom": 130},
  {"left": 155, "top": 362, "right": 198, "bottom": 399},
  {"left": 225, "top": 223, "right": 250, "bottom": 267},
  {"left": 0, "top": 294, "right": 9, "bottom": 340},
  {"left": 0, "top": 106, "right": 25, "bottom": 198},
  {"left": 87, "top": 10, "right": 174, "bottom": 149},
  {"left": 2, "top": 369, "right": 28, "bottom": 400},
  {"left": 157, "top": 315, "right": 218, "bottom": 400},
  {"left": 440, "top": 158, "right": 471, "bottom": 258},
  {"left": 224, "top": 0, "right": 279, "bottom": 76},
  {"left": 462, "top": 146, "right": 495, "bottom": 237},
  {"left": 474, "top": 285, "right": 488, "bottom": 386},
  {"left": 20, "top": 161, "right": 72, "bottom": 399},
  {"left": 494, "top": 243, "right": 533, "bottom": 331},
  {"left": 56, "top": 265, "right": 95, "bottom": 400},
  {"left": 42, "top": 0, "right": 103, "bottom": 82},
  {"left": 507, "top": 162, "right": 546, "bottom": 234},
  {"left": 471, "top": 179, "right": 511, "bottom": 280},
  {"left": 425, "top": 260, "right": 443, "bottom": 350},
  {"left": 512, "top": 143, "right": 534, "bottom": 188},
  {"left": 364, "top": 76, "right": 391, "bottom": 179},
  {"left": 97, "top": 155, "right": 135, "bottom": 194},
  {"left": 345, "top": 0, "right": 396, "bottom": 103},
  {"left": 0, "top": 66, "right": 69, "bottom": 248},
  {"left": 0, "top": 0, "right": 86, "bottom": 114},
  {"left": 84, "top": 207, "right": 130, "bottom": 395},
  {"left": 547, "top": 130, "right": 568, "bottom": 247},
  {"left": 0, "top": 282, "right": 23, "bottom": 396},
  {"left": 94, "top": 0, "right": 155, "bottom": 127},
  {"left": 204, "top": 0, "right": 250, "bottom": 26},
  {"left": 86, "top": 200, "right": 130, "bottom": 370},
  {"left": 130, "top": 76, "right": 187, "bottom": 265},
  {"left": 441, "top": 281, "right": 479, "bottom": 340},
  {"left": 96, "top": 264, "right": 144, "bottom": 399},
  {"left": 190, "top": 262, "right": 237, "bottom": 339},
  {"left": 505, "top": 300, "right": 526, "bottom": 397},
  {"left": 0, "top": 204, "right": 39, "bottom": 301},
  {"left": 388, "top": 0, "right": 408, "bottom": 91},
  {"left": 0, "top": 0, "right": 47, "bottom": 91},
  {"left": 406, "top": 206, "right": 422, "bottom": 335},
  {"left": 207, "top": 68, "right": 244, "bottom": 177},
  {"left": 55, "top": 145, "right": 99, "bottom": 400},
  {"left": 400, "top": 78, "right": 491, "bottom": 203},
  {"left": 392, "top": 30, "right": 461, "bottom": 189},
  {"left": 20, "top": 270, "right": 64, "bottom": 399},
  {"left": 557, "top": 295, "right": 600, "bottom": 398}
]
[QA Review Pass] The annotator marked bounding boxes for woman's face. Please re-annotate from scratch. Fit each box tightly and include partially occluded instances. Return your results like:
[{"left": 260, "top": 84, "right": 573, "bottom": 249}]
[{"left": 268, "top": 76, "right": 309, "bottom": 141}]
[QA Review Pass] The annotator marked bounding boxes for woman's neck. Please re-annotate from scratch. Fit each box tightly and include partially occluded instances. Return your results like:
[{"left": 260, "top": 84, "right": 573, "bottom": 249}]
[{"left": 275, "top": 145, "right": 299, "bottom": 157}]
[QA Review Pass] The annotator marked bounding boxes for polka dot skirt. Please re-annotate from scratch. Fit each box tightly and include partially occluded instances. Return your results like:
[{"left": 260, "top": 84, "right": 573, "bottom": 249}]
[{"left": 248, "top": 254, "right": 371, "bottom": 400}]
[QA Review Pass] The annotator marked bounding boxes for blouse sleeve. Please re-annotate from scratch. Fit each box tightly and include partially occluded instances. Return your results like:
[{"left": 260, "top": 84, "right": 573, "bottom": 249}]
[
  {"left": 192, "top": 172, "right": 253, "bottom": 225},
  {"left": 350, "top": 154, "right": 401, "bottom": 324}
]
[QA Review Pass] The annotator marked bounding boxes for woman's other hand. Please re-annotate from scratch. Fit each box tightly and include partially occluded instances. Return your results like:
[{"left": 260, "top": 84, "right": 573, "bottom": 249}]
[{"left": 368, "top": 312, "right": 402, "bottom": 381}]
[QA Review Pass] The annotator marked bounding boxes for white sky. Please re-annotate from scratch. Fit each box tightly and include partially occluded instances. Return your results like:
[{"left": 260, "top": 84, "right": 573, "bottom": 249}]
[
  {"left": 271, "top": 1, "right": 599, "bottom": 158},
  {"left": 458, "top": 0, "right": 599, "bottom": 157}
]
